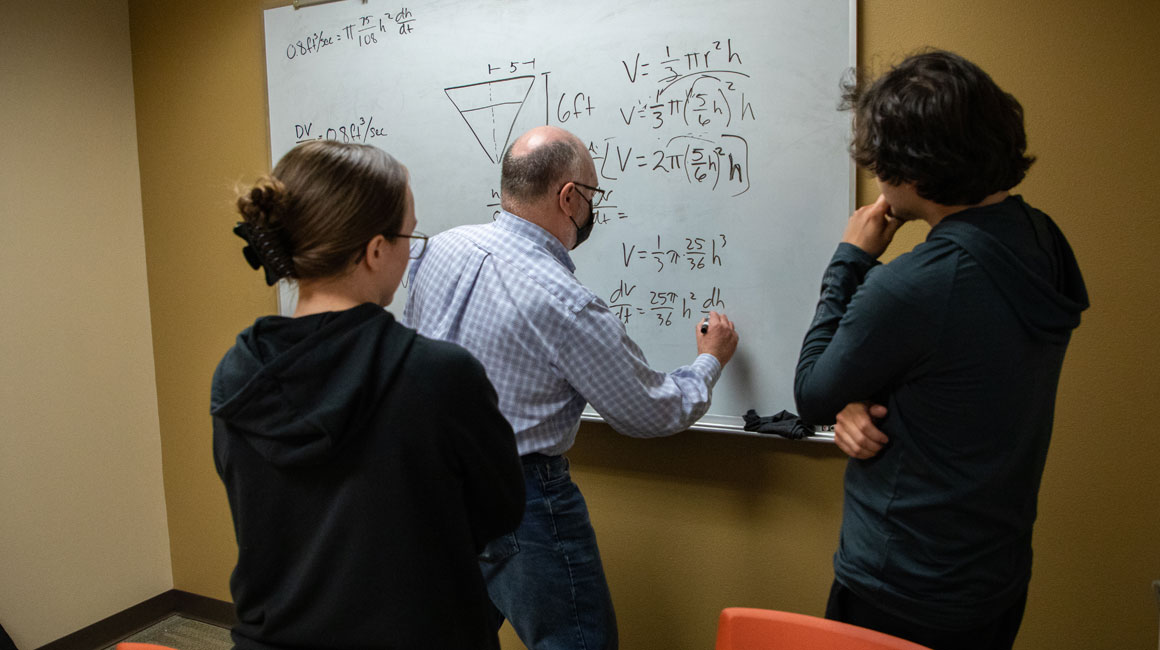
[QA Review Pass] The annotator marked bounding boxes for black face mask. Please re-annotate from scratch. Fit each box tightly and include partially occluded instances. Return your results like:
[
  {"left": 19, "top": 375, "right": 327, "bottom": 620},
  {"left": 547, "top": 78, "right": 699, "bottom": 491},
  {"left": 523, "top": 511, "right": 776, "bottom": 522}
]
[{"left": 571, "top": 196, "right": 595, "bottom": 249}]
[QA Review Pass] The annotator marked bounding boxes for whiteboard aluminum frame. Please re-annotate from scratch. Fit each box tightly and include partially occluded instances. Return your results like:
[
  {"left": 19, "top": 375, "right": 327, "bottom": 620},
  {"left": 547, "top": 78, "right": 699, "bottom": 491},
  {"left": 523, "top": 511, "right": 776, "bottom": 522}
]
[{"left": 581, "top": 410, "right": 835, "bottom": 442}]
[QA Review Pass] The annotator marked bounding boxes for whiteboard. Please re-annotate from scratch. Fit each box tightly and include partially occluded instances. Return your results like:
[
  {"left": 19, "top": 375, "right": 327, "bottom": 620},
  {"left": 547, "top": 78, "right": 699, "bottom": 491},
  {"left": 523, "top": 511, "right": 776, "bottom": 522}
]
[{"left": 264, "top": 0, "right": 854, "bottom": 435}]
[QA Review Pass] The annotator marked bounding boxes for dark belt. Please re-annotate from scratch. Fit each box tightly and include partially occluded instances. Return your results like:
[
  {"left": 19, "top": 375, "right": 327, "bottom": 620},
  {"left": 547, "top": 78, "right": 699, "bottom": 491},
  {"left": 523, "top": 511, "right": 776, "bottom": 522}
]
[{"left": 520, "top": 452, "right": 558, "bottom": 465}]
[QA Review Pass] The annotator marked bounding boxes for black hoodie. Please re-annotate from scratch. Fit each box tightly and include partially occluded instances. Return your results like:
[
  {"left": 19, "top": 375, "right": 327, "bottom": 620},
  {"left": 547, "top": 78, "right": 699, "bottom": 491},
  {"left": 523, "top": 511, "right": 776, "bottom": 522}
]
[
  {"left": 211, "top": 303, "right": 524, "bottom": 650},
  {"left": 795, "top": 196, "right": 1089, "bottom": 630}
]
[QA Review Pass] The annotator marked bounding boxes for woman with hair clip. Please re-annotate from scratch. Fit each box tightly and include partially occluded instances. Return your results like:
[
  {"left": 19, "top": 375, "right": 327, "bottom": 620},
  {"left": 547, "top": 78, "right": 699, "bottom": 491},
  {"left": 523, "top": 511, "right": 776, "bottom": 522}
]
[{"left": 211, "top": 140, "right": 524, "bottom": 650}]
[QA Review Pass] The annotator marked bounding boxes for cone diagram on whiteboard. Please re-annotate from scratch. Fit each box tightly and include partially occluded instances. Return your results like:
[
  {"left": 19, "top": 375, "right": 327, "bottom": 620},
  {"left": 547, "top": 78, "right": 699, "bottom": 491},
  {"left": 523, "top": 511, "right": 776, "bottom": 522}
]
[{"left": 445, "top": 75, "right": 536, "bottom": 164}]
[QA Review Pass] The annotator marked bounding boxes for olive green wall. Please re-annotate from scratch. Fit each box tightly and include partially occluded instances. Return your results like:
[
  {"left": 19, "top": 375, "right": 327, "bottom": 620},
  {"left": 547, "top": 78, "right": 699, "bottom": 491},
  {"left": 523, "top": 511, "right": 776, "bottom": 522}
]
[{"left": 128, "top": 1, "right": 1160, "bottom": 648}]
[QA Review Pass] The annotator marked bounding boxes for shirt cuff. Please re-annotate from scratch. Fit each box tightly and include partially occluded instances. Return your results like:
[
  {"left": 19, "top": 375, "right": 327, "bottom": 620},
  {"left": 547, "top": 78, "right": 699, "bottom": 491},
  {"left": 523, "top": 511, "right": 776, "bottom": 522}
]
[
  {"left": 691, "top": 353, "right": 723, "bottom": 385},
  {"left": 833, "top": 242, "right": 880, "bottom": 269}
]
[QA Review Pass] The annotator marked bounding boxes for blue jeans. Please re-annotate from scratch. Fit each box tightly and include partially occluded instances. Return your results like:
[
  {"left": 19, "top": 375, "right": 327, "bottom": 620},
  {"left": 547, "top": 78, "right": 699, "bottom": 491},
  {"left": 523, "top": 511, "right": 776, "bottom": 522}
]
[{"left": 478, "top": 454, "right": 618, "bottom": 650}]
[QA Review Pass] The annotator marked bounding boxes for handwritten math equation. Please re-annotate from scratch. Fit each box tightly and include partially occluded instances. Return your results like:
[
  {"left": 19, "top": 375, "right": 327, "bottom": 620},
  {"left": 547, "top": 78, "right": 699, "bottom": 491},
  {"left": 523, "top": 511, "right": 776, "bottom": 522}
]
[
  {"left": 282, "top": 8, "right": 417, "bottom": 60},
  {"left": 291, "top": 115, "right": 387, "bottom": 145},
  {"left": 621, "top": 233, "right": 727, "bottom": 272},
  {"left": 618, "top": 40, "right": 754, "bottom": 132},
  {"left": 536, "top": 40, "right": 755, "bottom": 131},
  {"left": 545, "top": 39, "right": 754, "bottom": 132},
  {"left": 607, "top": 281, "right": 727, "bottom": 327},
  {"left": 589, "top": 133, "right": 750, "bottom": 196},
  {"left": 484, "top": 187, "right": 633, "bottom": 224}
]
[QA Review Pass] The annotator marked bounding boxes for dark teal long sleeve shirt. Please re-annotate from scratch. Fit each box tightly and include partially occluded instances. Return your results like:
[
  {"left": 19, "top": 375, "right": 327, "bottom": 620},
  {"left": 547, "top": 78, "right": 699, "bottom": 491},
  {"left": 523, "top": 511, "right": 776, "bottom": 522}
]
[{"left": 795, "top": 196, "right": 1088, "bottom": 630}]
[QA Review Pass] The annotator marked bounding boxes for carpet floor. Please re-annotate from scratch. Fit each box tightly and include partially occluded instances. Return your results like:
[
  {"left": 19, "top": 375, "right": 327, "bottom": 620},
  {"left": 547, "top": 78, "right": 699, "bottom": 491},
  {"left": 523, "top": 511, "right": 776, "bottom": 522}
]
[{"left": 105, "top": 615, "right": 231, "bottom": 650}]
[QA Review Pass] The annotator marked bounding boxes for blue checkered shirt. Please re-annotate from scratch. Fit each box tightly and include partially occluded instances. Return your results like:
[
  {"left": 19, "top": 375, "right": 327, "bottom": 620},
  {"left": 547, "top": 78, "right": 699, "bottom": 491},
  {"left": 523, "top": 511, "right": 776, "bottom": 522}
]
[{"left": 402, "top": 211, "right": 722, "bottom": 456}]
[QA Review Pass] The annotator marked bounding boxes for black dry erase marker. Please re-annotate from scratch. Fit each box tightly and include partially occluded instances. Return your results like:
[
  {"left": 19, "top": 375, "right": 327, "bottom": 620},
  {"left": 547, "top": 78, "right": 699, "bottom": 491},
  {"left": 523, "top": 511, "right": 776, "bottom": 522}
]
[{"left": 700, "top": 320, "right": 709, "bottom": 334}]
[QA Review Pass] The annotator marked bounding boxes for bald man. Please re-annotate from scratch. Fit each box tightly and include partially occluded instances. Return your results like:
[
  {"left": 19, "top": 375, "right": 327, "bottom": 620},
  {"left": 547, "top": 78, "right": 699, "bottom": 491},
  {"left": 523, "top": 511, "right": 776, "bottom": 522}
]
[{"left": 403, "top": 126, "right": 738, "bottom": 650}]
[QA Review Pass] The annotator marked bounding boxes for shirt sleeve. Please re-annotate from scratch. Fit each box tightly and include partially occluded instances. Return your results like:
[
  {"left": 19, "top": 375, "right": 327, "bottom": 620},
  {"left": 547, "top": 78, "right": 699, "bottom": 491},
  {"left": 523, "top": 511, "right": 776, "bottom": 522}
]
[
  {"left": 555, "top": 298, "right": 722, "bottom": 437},
  {"left": 794, "top": 243, "right": 934, "bottom": 425}
]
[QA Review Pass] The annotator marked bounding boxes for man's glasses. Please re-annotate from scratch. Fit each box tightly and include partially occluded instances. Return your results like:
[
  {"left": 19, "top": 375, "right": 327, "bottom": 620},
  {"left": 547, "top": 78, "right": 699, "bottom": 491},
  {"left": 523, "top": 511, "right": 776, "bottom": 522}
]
[
  {"left": 561, "top": 181, "right": 606, "bottom": 207},
  {"left": 387, "top": 231, "right": 428, "bottom": 259}
]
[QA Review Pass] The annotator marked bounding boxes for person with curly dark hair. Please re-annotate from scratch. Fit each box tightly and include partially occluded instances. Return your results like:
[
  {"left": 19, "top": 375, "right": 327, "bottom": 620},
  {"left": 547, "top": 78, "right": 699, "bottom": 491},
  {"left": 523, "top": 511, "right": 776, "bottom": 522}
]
[
  {"left": 212, "top": 140, "right": 524, "bottom": 650},
  {"left": 795, "top": 50, "right": 1089, "bottom": 650}
]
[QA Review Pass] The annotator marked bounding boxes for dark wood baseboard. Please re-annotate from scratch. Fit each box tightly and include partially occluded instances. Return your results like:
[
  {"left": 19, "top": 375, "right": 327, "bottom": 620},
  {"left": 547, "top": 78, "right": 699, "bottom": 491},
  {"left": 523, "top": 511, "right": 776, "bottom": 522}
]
[
  {"left": 35, "top": 590, "right": 235, "bottom": 650},
  {"left": 168, "top": 591, "right": 235, "bottom": 629}
]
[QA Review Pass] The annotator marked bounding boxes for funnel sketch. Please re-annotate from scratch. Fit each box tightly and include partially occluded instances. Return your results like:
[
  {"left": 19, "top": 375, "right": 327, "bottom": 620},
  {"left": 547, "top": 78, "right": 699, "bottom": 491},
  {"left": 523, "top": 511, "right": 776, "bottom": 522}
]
[{"left": 445, "top": 75, "right": 536, "bottom": 163}]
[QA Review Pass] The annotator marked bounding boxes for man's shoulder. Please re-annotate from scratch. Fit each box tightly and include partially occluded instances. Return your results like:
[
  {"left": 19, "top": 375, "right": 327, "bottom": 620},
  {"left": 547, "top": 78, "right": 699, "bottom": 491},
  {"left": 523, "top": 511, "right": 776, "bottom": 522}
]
[
  {"left": 429, "top": 222, "right": 489, "bottom": 249},
  {"left": 445, "top": 222, "right": 597, "bottom": 314},
  {"left": 522, "top": 262, "right": 597, "bottom": 315},
  {"left": 867, "top": 238, "right": 964, "bottom": 302},
  {"left": 430, "top": 221, "right": 537, "bottom": 262},
  {"left": 886, "top": 236, "right": 963, "bottom": 272}
]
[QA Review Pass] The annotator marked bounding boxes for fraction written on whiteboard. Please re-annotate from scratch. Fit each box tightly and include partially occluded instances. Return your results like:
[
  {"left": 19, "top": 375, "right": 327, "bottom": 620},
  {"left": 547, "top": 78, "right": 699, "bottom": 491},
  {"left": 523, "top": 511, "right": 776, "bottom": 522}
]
[
  {"left": 281, "top": 7, "right": 418, "bottom": 59},
  {"left": 608, "top": 283, "right": 728, "bottom": 327}
]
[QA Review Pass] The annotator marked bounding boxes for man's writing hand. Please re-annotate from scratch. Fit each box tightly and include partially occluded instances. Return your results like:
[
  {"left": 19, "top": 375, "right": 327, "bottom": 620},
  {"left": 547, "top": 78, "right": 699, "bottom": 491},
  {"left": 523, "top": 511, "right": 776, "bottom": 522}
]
[{"left": 697, "top": 310, "right": 739, "bottom": 366}]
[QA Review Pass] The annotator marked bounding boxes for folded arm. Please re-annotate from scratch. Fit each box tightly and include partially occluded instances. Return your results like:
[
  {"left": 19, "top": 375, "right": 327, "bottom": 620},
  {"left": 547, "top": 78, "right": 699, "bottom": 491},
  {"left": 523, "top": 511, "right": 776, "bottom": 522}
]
[{"left": 794, "top": 244, "right": 928, "bottom": 426}]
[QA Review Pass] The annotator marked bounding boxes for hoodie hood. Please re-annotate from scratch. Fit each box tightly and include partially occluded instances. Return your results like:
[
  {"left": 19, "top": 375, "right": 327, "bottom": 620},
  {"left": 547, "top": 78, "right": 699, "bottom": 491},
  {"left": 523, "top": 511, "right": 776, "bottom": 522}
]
[
  {"left": 929, "top": 196, "right": 1089, "bottom": 344},
  {"left": 210, "top": 303, "right": 415, "bottom": 468}
]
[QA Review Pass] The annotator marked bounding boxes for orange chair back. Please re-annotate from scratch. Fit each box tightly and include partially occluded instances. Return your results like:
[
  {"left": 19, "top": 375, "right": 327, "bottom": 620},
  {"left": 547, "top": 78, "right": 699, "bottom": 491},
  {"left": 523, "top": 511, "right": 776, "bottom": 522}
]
[{"left": 715, "top": 607, "right": 933, "bottom": 650}]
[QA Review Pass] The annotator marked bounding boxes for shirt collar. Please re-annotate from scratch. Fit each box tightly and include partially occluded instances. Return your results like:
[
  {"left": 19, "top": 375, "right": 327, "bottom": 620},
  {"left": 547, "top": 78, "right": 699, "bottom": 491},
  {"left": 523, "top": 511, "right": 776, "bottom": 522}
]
[{"left": 494, "top": 210, "right": 576, "bottom": 273}]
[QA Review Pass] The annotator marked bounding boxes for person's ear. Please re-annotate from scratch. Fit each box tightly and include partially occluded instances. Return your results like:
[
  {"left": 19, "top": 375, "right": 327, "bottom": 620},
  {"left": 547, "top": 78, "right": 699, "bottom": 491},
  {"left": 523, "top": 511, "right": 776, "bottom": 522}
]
[
  {"left": 363, "top": 234, "right": 388, "bottom": 271},
  {"left": 556, "top": 182, "right": 574, "bottom": 215}
]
